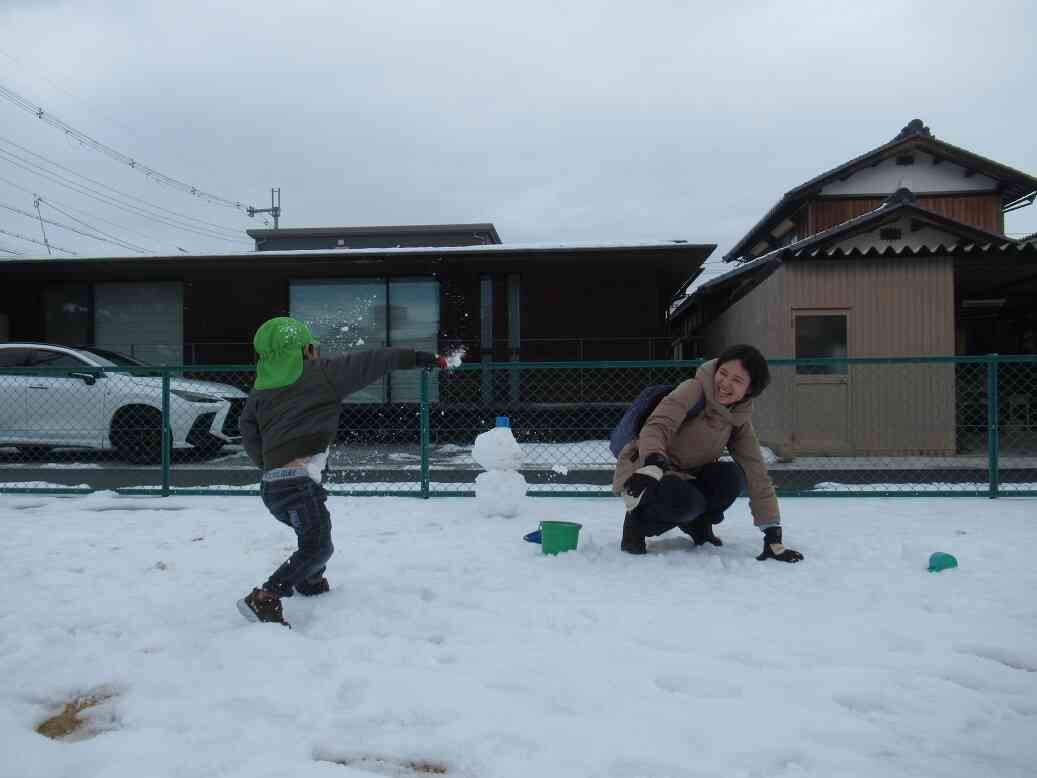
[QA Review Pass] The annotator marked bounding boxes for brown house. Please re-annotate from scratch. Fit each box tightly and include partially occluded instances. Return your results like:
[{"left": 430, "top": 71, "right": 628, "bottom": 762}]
[{"left": 669, "top": 120, "right": 1037, "bottom": 456}]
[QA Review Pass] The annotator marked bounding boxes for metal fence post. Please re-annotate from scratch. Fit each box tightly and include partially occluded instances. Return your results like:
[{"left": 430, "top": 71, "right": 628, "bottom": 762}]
[
  {"left": 161, "top": 370, "right": 171, "bottom": 497},
  {"left": 420, "top": 368, "right": 430, "bottom": 498},
  {"left": 986, "top": 354, "right": 999, "bottom": 499}
]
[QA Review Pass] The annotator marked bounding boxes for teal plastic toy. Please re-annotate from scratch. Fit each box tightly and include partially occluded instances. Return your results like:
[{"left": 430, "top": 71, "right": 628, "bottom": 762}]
[{"left": 928, "top": 552, "right": 958, "bottom": 572}]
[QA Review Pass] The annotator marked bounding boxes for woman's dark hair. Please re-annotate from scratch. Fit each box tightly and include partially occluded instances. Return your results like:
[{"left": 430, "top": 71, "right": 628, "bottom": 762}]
[{"left": 715, "top": 344, "right": 770, "bottom": 399}]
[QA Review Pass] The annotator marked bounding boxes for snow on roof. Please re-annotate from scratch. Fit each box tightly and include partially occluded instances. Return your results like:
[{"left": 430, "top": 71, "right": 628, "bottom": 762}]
[{"left": 1, "top": 239, "right": 712, "bottom": 264}]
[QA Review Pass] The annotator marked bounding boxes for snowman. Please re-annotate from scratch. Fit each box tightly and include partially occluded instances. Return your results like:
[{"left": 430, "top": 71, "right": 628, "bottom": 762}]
[{"left": 472, "top": 417, "right": 527, "bottom": 518}]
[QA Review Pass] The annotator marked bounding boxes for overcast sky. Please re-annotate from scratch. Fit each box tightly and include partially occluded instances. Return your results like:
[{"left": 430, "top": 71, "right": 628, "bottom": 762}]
[{"left": 1, "top": 0, "right": 1034, "bottom": 284}]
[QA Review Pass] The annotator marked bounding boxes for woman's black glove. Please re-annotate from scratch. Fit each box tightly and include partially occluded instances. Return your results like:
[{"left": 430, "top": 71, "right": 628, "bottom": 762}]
[
  {"left": 622, "top": 453, "right": 671, "bottom": 511},
  {"left": 415, "top": 351, "right": 448, "bottom": 369},
  {"left": 756, "top": 526, "right": 803, "bottom": 563}
]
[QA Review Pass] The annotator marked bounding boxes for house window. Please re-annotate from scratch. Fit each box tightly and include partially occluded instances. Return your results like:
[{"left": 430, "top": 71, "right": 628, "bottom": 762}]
[
  {"left": 879, "top": 227, "right": 902, "bottom": 241},
  {"left": 290, "top": 277, "right": 439, "bottom": 403},
  {"left": 387, "top": 278, "right": 441, "bottom": 403},
  {"left": 44, "top": 284, "right": 91, "bottom": 346},
  {"left": 94, "top": 282, "right": 183, "bottom": 365},
  {"left": 795, "top": 313, "right": 847, "bottom": 375}
]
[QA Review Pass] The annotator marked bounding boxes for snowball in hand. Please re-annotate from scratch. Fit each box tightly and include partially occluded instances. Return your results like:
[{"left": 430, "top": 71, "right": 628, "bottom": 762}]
[
  {"left": 444, "top": 347, "right": 466, "bottom": 368},
  {"left": 472, "top": 427, "right": 524, "bottom": 471},
  {"left": 475, "top": 470, "right": 528, "bottom": 518}
]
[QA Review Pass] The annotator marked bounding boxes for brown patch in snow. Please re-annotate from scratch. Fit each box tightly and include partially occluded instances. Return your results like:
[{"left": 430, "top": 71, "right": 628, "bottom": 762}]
[
  {"left": 35, "top": 690, "right": 116, "bottom": 740},
  {"left": 319, "top": 754, "right": 450, "bottom": 775}
]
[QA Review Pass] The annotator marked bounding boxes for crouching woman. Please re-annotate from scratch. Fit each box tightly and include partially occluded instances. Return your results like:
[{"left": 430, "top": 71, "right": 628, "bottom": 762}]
[{"left": 612, "top": 344, "right": 802, "bottom": 562}]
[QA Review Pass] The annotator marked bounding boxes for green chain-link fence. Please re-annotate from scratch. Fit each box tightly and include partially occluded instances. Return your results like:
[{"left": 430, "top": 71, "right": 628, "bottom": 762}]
[{"left": 0, "top": 356, "right": 1034, "bottom": 497}]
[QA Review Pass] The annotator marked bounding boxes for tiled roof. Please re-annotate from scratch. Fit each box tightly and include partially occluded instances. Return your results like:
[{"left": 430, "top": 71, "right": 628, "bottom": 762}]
[{"left": 725, "top": 119, "right": 1037, "bottom": 262}]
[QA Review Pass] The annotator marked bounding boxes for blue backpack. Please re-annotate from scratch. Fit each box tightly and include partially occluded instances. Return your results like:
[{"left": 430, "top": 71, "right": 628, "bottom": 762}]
[{"left": 608, "top": 385, "right": 706, "bottom": 458}]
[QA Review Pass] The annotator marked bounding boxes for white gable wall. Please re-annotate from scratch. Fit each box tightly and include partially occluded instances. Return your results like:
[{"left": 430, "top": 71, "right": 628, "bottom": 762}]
[
  {"left": 832, "top": 217, "right": 962, "bottom": 253},
  {"left": 820, "top": 151, "right": 997, "bottom": 196}
]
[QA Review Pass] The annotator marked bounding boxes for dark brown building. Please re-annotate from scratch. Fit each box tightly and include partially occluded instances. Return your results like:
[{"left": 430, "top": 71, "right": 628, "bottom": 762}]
[{"left": 0, "top": 225, "right": 714, "bottom": 406}]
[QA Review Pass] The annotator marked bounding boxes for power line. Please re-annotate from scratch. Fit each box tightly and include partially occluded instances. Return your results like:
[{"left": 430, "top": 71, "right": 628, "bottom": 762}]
[
  {"left": 0, "top": 173, "right": 202, "bottom": 253},
  {"left": 0, "top": 225, "right": 76, "bottom": 254},
  {"left": 0, "top": 49, "right": 174, "bottom": 166},
  {"left": 0, "top": 134, "right": 247, "bottom": 237},
  {"left": 37, "top": 194, "right": 172, "bottom": 251},
  {"left": 0, "top": 153, "right": 253, "bottom": 244},
  {"left": 0, "top": 242, "right": 24, "bottom": 256},
  {"left": 36, "top": 198, "right": 155, "bottom": 253},
  {"left": 0, "top": 81, "right": 253, "bottom": 212},
  {"left": 0, "top": 200, "right": 152, "bottom": 253},
  {"left": 0, "top": 48, "right": 250, "bottom": 211}
]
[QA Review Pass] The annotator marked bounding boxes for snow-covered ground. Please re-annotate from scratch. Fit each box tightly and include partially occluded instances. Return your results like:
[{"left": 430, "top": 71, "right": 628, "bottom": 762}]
[{"left": 2, "top": 493, "right": 1036, "bottom": 778}]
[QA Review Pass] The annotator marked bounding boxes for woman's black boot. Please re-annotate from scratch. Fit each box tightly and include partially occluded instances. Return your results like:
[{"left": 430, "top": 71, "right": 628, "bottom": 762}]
[
  {"left": 679, "top": 514, "right": 723, "bottom": 546},
  {"left": 621, "top": 511, "right": 647, "bottom": 555}
]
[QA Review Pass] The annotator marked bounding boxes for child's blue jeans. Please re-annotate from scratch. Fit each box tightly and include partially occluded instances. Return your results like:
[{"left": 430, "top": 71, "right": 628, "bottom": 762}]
[{"left": 259, "top": 470, "right": 333, "bottom": 597}]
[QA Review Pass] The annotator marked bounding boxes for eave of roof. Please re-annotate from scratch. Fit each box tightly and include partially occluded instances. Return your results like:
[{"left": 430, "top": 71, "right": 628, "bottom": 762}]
[
  {"left": 246, "top": 223, "right": 502, "bottom": 243},
  {"left": 0, "top": 239, "right": 716, "bottom": 266},
  {"left": 667, "top": 254, "right": 782, "bottom": 321},
  {"left": 724, "top": 119, "right": 1037, "bottom": 262},
  {"left": 791, "top": 240, "right": 1037, "bottom": 260}
]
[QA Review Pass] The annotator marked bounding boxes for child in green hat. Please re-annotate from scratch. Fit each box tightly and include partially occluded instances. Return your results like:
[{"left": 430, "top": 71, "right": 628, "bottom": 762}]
[{"left": 237, "top": 316, "right": 447, "bottom": 626}]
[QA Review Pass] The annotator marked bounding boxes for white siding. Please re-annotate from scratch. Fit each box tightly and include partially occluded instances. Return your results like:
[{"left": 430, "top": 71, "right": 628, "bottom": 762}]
[
  {"left": 832, "top": 217, "right": 961, "bottom": 252},
  {"left": 820, "top": 151, "right": 997, "bottom": 196}
]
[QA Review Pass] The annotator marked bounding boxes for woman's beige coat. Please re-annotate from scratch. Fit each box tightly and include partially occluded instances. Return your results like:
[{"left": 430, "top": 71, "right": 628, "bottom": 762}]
[{"left": 611, "top": 359, "right": 780, "bottom": 526}]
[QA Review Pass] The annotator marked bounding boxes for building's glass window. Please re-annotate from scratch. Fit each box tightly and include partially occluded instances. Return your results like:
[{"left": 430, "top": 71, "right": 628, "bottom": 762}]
[
  {"left": 795, "top": 313, "right": 847, "bottom": 375},
  {"left": 94, "top": 282, "right": 183, "bottom": 366},
  {"left": 290, "top": 280, "right": 386, "bottom": 403},
  {"left": 44, "top": 284, "right": 91, "bottom": 346},
  {"left": 388, "top": 278, "right": 440, "bottom": 403},
  {"left": 480, "top": 275, "right": 493, "bottom": 404},
  {"left": 290, "top": 278, "right": 439, "bottom": 403}
]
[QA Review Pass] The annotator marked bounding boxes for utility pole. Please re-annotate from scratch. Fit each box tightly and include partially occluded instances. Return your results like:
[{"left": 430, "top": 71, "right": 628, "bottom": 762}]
[
  {"left": 33, "top": 196, "right": 51, "bottom": 255},
  {"left": 247, "top": 188, "right": 281, "bottom": 229}
]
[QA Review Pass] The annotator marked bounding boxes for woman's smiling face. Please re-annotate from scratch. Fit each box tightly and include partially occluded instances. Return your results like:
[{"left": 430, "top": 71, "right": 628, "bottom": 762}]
[{"left": 714, "top": 359, "right": 751, "bottom": 406}]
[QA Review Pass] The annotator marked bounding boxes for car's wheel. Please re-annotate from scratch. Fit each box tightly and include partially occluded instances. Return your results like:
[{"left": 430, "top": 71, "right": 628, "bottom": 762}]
[
  {"left": 110, "top": 406, "right": 163, "bottom": 465},
  {"left": 17, "top": 446, "right": 52, "bottom": 461}
]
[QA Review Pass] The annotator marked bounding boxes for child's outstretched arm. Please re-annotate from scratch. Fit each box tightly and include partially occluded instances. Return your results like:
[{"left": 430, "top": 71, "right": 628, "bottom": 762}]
[{"left": 321, "top": 348, "right": 444, "bottom": 401}]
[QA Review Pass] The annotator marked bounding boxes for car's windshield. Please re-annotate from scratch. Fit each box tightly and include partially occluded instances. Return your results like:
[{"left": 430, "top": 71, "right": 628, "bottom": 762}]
[{"left": 78, "top": 348, "right": 151, "bottom": 367}]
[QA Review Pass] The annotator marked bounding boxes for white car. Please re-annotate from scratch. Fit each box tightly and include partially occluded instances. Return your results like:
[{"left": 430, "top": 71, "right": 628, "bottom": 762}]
[{"left": 0, "top": 343, "right": 248, "bottom": 464}]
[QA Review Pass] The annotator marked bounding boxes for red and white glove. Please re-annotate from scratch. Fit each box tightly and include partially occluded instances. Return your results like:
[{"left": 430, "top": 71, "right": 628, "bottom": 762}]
[{"left": 416, "top": 352, "right": 449, "bottom": 370}]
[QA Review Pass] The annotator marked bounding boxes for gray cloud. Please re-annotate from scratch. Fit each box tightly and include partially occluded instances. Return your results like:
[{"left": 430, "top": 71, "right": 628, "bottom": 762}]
[{"left": 0, "top": 0, "right": 1034, "bottom": 268}]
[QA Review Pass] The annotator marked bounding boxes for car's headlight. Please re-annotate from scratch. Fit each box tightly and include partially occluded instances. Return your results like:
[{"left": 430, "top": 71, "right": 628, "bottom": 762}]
[{"left": 171, "top": 389, "right": 222, "bottom": 404}]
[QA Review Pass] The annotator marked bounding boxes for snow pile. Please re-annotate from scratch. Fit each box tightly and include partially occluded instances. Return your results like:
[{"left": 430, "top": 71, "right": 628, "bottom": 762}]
[
  {"left": 1, "top": 494, "right": 1037, "bottom": 777},
  {"left": 474, "top": 470, "right": 528, "bottom": 518},
  {"left": 443, "top": 346, "right": 466, "bottom": 368},
  {"left": 471, "top": 427, "right": 524, "bottom": 471},
  {"left": 472, "top": 426, "right": 527, "bottom": 516}
]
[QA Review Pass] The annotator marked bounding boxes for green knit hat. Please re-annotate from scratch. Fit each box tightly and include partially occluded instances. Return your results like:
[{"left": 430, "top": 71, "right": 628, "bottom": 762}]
[{"left": 253, "top": 317, "right": 318, "bottom": 390}]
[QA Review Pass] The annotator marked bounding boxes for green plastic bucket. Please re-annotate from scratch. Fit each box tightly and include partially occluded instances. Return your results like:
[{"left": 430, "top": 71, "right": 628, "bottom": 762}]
[
  {"left": 540, "top": 521, "right": 582, "bottom": 555},
  {"left": 928, "top": 551, "right": 958, "bottom": 572}
]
